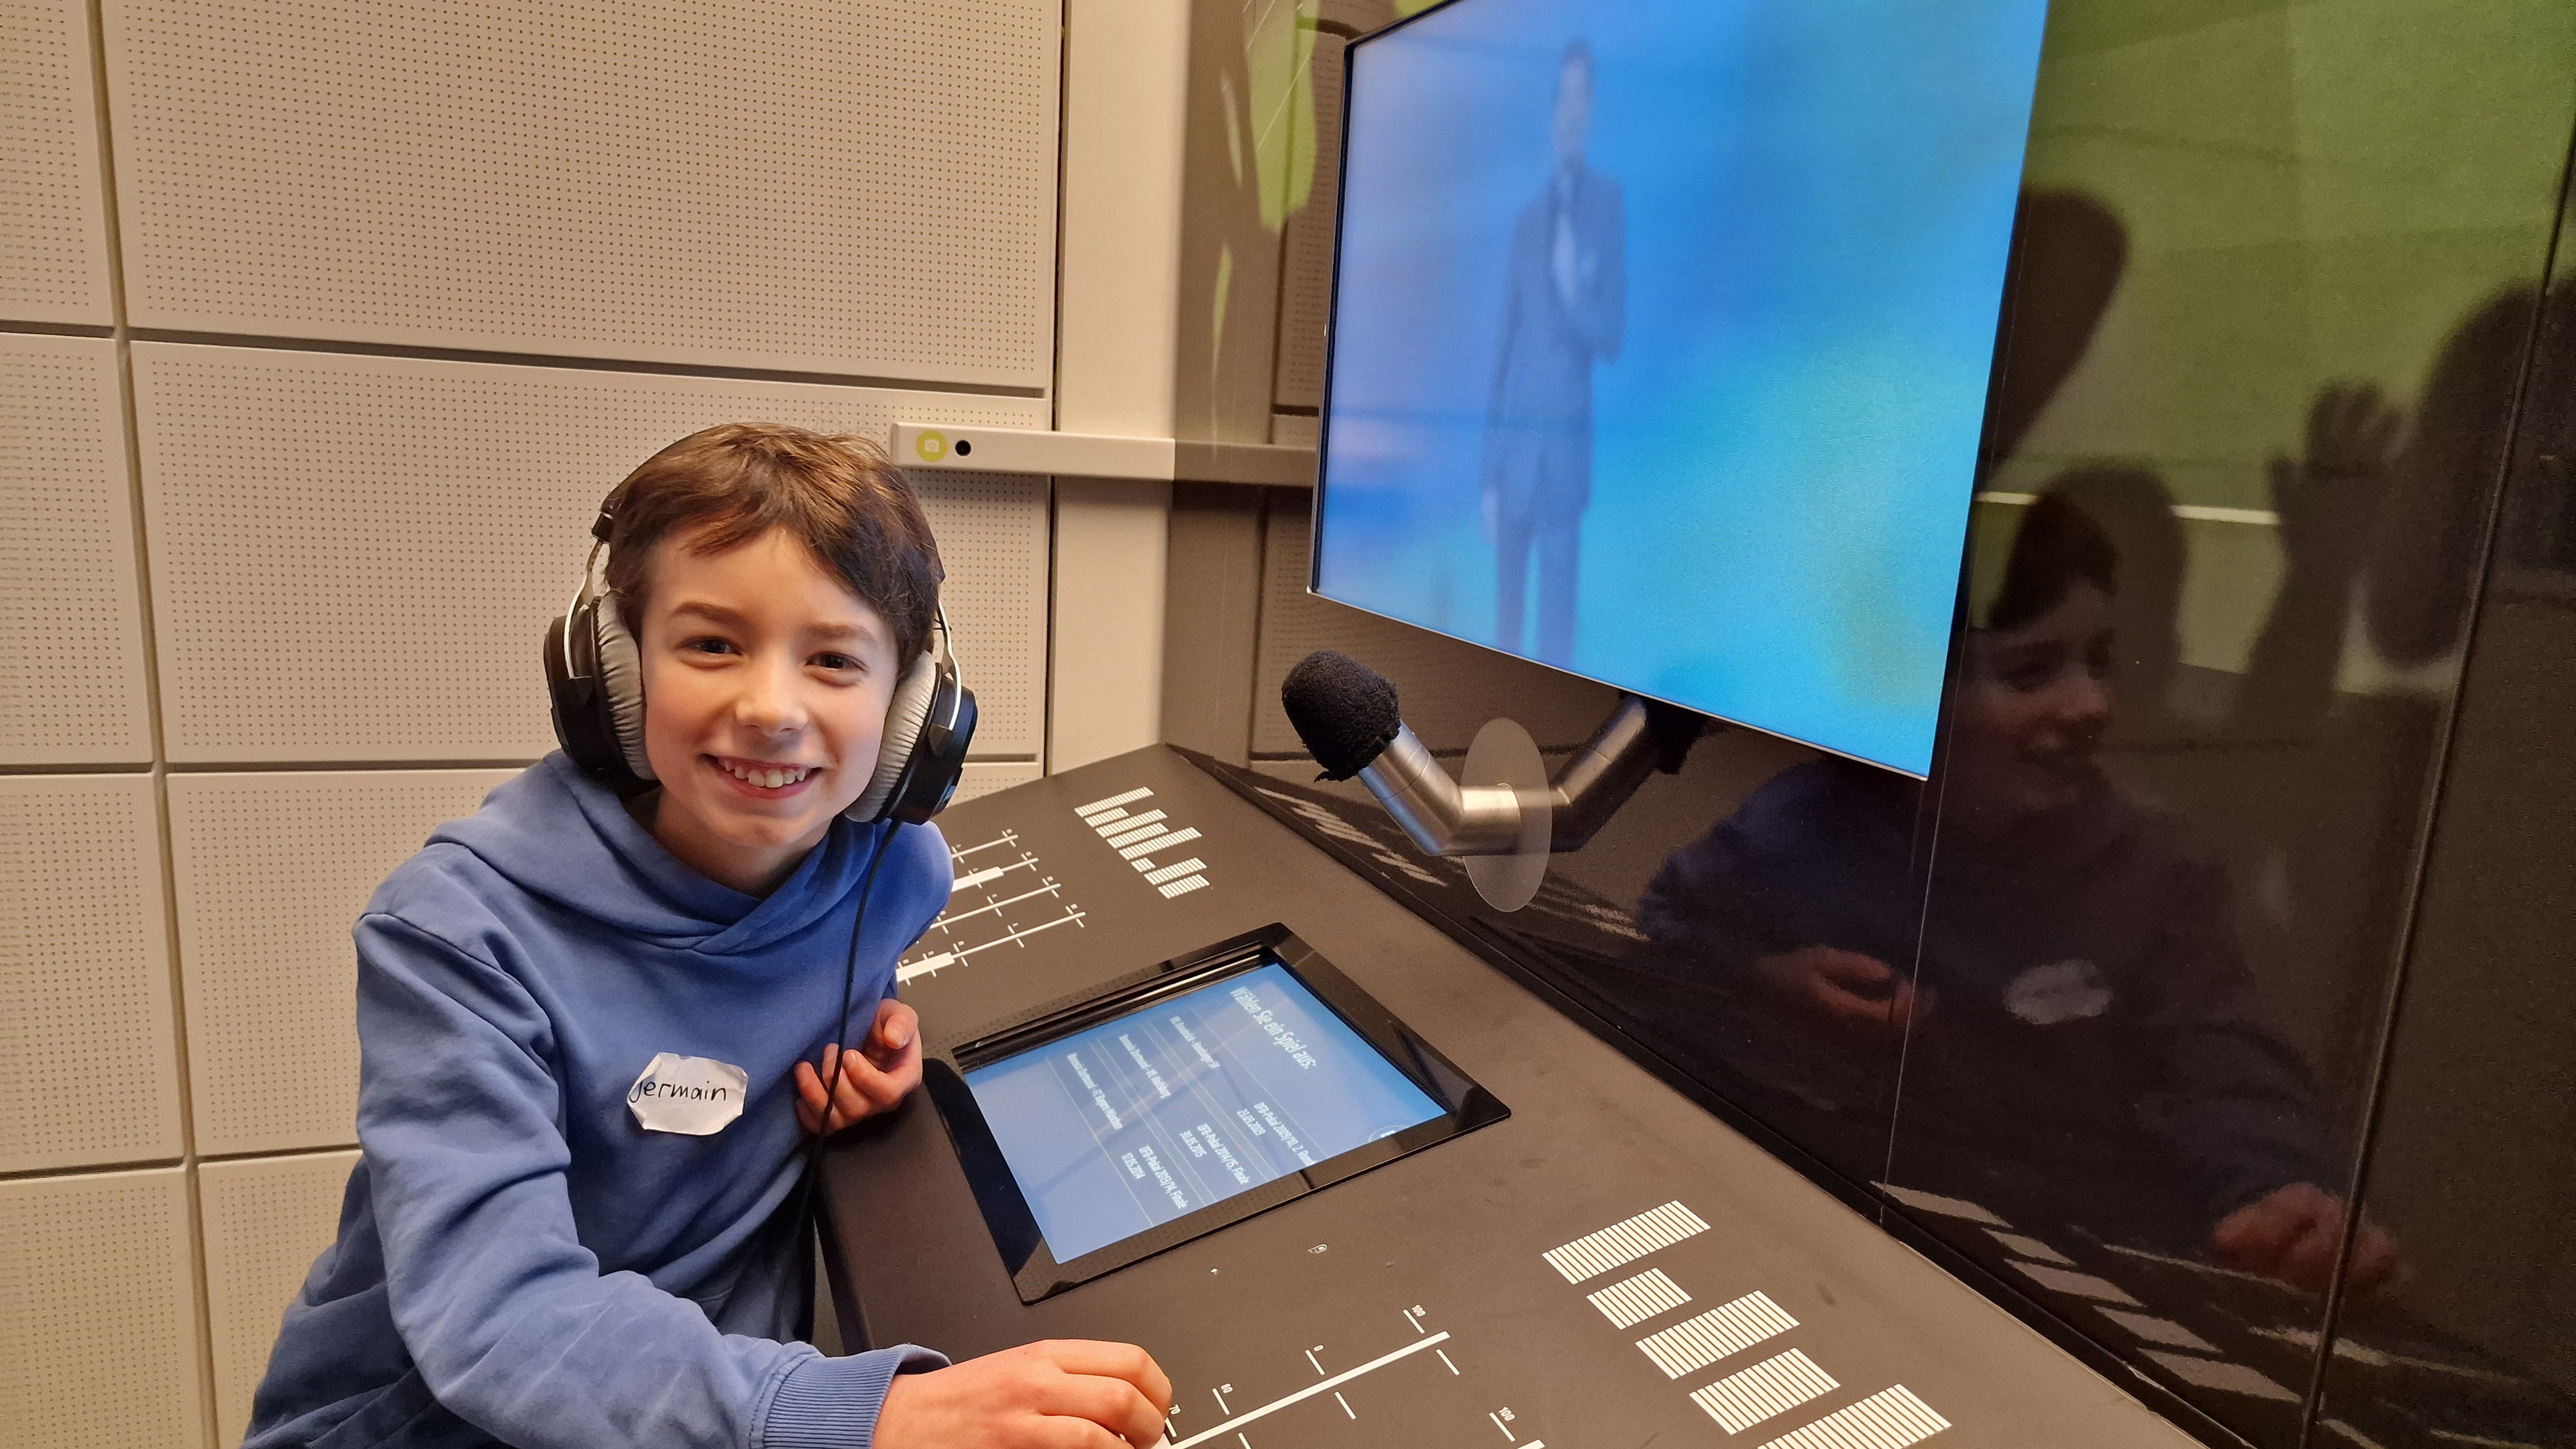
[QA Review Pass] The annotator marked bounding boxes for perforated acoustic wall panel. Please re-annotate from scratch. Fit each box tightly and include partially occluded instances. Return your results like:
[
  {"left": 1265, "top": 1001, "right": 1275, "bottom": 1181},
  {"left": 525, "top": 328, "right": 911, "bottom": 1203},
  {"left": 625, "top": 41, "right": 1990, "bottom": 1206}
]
[
  {"left": 0, "top": 774, "right": 182, "bottom": 1172},
  {"left": 0, "top": 1167, "right": 207, "bottom": 1448},
  {"left": 133, "top": 344, "right": 1051, "bottom": 763},
  {"left": 201, "top": 1148, "right": 363, "bottom": 1446},
  {"left": 1, "top": 334, "right": 154, "bottom": 763},
  {"left": 0, "top": 0, "right": 113, "bottom": 323},
  {"left": 100, "top": 0, "right": 1059, "bottom": 385},
  {"left": 170, "top": 769, "right": 520, "bottom": 1157},
  {"left": 955, "top": 759, "right": 1044, "bottom": 804}
]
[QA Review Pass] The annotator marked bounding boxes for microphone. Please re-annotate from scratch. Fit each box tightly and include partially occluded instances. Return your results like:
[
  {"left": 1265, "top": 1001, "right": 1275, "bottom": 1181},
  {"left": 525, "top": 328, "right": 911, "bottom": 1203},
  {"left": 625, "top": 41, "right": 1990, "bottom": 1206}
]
[{"left": 1279, "top": 651, "right": 1699, "bottom": 857}]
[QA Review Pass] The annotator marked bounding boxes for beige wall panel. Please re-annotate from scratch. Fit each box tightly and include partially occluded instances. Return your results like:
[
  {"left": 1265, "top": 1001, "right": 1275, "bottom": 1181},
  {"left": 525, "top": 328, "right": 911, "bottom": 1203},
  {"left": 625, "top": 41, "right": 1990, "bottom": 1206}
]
[
  {"left": 916, "top": 472, "right": 1049, "bottom": 759},
  {"left": 0, "top": 774, "right": 182, "bottom": 1172},
  {"left": 133, "top": 345, "right": 1049, "bottom": 762},
  {"left": 0, "top": 0, "right": 113, "bottom": 323},
  {"left": 0, "top": 1167, "right": 206, "bottom": 1449},
  {"left": 951, "top": 759, "right": 1043, "bottom": 806},
  {"left": 0, "top": 335, "right": 153, "bottom": 763},
  {"left": 99, "top": 0, "right": 1057, "bottom": 386},
  {"left": 1051, "top": 479, "right": 1171, "bottom": 772},
  {"left": 201, "top": 1149, "right": 362, "bottom": 1447},
  {"left": 170, "top": 768, "right": 519, "bottom": 1157}
]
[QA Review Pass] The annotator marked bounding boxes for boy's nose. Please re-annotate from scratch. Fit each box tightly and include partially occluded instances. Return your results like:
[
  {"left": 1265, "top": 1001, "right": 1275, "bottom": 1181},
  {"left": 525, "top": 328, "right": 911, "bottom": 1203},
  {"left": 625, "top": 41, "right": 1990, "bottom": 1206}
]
[{"left": 733, "top": 656, "right": 808, "bottom": 735}]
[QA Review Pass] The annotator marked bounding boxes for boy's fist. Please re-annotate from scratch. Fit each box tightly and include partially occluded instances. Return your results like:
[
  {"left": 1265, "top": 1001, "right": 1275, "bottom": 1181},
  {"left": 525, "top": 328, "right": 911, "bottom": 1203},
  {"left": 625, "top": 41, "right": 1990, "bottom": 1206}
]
[
  {"left": 794, "top": 999, "right": 922, "bottom": 1134},
  {"left": 875, "top": 1340, "right": 1174, "bottom": 1449}
]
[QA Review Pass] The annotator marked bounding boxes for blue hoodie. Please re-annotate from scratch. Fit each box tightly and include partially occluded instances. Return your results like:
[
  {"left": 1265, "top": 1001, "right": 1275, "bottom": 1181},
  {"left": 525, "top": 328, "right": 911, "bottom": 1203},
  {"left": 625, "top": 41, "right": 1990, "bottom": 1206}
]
[{"left": 244, "top": 753, "right": 953, "bottom": 1449}]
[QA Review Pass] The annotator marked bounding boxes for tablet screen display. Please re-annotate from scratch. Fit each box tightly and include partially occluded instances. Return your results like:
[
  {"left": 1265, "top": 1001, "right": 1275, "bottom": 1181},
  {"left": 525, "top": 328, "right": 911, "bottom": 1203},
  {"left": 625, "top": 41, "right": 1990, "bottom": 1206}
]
[{"left": 962, "top": 960, "right": 1446, "bottom": 1262}]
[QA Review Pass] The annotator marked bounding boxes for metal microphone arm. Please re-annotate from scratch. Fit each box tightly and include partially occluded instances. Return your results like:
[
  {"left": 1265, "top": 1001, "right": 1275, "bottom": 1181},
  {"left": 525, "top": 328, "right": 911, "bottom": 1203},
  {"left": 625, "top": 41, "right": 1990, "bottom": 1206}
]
[{"left": 1358, "top": 696, "right": 1682, "bottom": 857}]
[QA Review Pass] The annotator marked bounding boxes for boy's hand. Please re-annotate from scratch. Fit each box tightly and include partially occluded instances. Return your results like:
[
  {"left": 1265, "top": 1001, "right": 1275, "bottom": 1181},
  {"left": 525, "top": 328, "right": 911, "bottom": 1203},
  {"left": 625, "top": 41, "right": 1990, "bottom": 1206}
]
[
  {"left": 875, "top": 1340, "right": 1173, "bottom": 1449},
  {"left": 793, "top": 1000, "right": 923, "bottom": 1135}
]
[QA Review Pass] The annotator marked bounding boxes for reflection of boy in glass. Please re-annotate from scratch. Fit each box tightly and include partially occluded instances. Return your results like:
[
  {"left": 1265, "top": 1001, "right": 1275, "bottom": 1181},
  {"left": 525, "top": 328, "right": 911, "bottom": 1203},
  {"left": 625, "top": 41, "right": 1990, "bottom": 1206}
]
[
  {"left": 1483, "top": 40, "right": 1625, "bottom": 668},
  {"left": 1637, "top": 492, "right": 2396, "bottom": 1294}
]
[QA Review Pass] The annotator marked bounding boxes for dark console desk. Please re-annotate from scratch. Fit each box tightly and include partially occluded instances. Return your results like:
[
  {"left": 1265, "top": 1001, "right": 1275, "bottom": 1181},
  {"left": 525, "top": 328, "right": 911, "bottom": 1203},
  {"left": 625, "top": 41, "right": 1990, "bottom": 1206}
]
[{"left": 819, "top": 747, "right": 2198, "bottom": 1449}]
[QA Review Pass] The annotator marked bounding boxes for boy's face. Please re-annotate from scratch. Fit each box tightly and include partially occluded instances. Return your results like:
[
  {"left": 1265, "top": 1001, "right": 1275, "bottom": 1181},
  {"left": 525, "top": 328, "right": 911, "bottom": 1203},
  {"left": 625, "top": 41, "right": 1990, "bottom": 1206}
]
[
  {"left": 1951, "top": 582, "right": 2115, "bottom": 822},
  {"left": 631, "top": 523, "right": 902, "bottom": 893}
]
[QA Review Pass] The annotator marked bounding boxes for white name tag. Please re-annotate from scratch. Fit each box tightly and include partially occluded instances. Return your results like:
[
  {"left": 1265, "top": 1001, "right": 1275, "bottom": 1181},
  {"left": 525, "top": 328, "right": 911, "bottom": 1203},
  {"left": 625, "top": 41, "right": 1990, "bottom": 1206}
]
[{"left": 626, "top": 1053, "right": 749, "bottom": 1136}]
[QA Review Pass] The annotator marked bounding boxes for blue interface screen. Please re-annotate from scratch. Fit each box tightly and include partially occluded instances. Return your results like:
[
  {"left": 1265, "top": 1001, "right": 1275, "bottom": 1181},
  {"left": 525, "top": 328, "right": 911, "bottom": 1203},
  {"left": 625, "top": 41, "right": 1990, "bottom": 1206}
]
[
  {"left": 964, "top": 962, "right": 1444, "bottom": 1262},
  {"left": 1316, "top": 0, "right": 2051, "bottom": 775}
]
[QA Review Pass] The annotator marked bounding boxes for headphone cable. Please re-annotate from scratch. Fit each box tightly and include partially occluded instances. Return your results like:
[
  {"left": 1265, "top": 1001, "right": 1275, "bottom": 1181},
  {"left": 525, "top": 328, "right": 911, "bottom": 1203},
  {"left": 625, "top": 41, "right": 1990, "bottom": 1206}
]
[{"left": 793, "top": 819, "right": 895, "bottom": 1346}]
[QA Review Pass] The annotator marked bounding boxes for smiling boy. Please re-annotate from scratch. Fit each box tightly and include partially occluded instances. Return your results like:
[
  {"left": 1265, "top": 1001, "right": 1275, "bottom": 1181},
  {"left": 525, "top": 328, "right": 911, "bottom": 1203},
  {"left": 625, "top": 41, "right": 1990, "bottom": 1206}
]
[{"left": 245, "top": 425, "right": 1170, "bottom": 1449}]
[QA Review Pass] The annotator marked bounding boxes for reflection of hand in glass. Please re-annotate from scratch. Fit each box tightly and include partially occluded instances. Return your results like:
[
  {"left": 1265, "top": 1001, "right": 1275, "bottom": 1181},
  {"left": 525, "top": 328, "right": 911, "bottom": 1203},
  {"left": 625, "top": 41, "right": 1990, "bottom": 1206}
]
[
  {"left": 2208, "top": 1182, "right": 2402, "bottom": 1298},
  {"left": 2238, "top": 382, "right": 2405, "bottom": 735},
  {"left": 1754, "top": 946, "right": 1923, "bottom": 1043},
  {"left": 2270, "top": 382, "right": 2402, "bottom": 576}
]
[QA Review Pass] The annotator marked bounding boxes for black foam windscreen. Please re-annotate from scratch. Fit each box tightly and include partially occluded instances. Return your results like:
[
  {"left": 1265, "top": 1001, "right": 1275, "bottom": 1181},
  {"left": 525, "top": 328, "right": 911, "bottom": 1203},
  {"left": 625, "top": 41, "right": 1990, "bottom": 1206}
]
[{"left": 1280, "top": 650, "right": 1402, "bottom": 781}]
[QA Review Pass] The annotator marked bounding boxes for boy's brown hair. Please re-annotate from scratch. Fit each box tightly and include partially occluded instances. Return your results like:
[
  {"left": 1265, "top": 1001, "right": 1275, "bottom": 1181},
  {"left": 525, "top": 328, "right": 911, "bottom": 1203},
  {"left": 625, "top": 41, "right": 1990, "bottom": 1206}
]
[{"left": 601, "top": 423, "right": 944, "bottom": 665}]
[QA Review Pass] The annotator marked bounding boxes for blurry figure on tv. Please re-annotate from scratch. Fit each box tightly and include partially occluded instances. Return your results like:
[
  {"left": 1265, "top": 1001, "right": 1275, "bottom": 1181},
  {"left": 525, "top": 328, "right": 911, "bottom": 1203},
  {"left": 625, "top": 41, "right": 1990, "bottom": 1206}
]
[
  {"left": 1483, "top": 38, "right": 1625, "bottom": 668},
  {"left": 1633, "top": 487, "right": 2399, "bottom": 1296}
]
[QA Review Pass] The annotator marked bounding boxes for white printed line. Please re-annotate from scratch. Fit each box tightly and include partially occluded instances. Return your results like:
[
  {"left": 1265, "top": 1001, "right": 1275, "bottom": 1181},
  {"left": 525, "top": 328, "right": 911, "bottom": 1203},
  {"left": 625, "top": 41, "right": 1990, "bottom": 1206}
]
[
  {"left": 1305, "top": 1348, "right": 1324, "bottom": 1375},
  {"left": 1637, "top": 1293, "right": 1796, "bottom": 1379},
  {"left": 1099, "top": 809, "right": 1168, "bottom": 838},
  {"left": 894, "top": 910, "right": 1087, "bottom": 982},
  {"left": 1402, "top": 1309, "right": 1423, "bottom": 1334},
  {"left": 1077, "top": 786, "right": 1153, "bottom": 816},
  {"left": 1691, "top": 1350, "right": 1838, "bottom": 1434},
  {"left": 1436, "top": 1350, "right": 1459, "bottom": 1376},
  {"left": 949, "top": 830, "right": 1020, "bottom": 859},
  {"left": 1542, "top": 1202, "right": 1711, "bottom": 1283},
  {"left": 1144, "top": 858, "right": 1207, "bottom": 885},
  {"left": 1489, "top": 1412, "right": 1514, "bottom": 1441},
  {"left": 930, "top": 881, "right": 1064, "bottom": 928},
  {"left": 1212, "top": 1389, "right": 1229, "bottom": 1416},
  {"left": 1159, "top": 875, "right": 1210, "bottom": 900},
  {"left": 1335, "top": 1393, "right": 1354, "bottom": 1419},
  {"left": 1756, "top": 1385, "right": 1949, "bottom": 1449},
  {"left": 1109, "top": 822, "right": 1173, "bottom": 849},
  {"left": 950, "top": 865, "right": 1005, "bottom": 892},
  {"left": 1167, "top": 1334, "right": 1451, "bottom": 1449},
  {"left": 1087, "top": 807, "right": 1131, "bottom": 827},
  {"left": 1587, "top": 1269, "right": 1691, "bottom": 1329},
  {"left": 1124, "top": 827, "right": 1199, "bottom": 860}
]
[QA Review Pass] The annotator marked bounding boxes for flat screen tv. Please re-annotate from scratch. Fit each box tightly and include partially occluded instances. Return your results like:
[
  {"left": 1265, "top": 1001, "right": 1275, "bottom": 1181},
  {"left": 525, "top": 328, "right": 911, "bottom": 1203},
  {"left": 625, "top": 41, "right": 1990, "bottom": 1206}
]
[{"left": 1313, "top": 0, "right": 2051, "bottom": 775}]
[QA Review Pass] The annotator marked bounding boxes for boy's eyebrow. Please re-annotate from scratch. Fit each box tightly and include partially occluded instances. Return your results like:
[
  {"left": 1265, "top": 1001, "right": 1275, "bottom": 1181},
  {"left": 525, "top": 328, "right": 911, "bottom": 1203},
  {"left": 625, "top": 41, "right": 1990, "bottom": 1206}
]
[
  {"left": 666, "top": 600, "right": 882, "bottom": 642},
  {"left": 667, "top": 600, "right": 751, "bottom": 629}
]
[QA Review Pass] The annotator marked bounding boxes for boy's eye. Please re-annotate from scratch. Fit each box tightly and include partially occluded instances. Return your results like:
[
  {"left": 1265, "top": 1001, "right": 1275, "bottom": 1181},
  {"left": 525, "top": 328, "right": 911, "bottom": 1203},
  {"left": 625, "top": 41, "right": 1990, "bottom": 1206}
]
[
  {"left": 812, "top": 652, "right": 861, "bottom": 673},
  {"left": 682, "top": 637, "right": 737, "bottom": 656}
]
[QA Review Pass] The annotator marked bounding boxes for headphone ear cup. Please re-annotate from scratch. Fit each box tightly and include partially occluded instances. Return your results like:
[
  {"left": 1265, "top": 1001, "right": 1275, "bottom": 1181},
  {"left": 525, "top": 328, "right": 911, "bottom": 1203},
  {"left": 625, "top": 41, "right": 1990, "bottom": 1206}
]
[
  {"left": 849, "top": 651, "right": 941, "bottom": 823},
  {"left": 592, "top": 599, "right": 655, "bottom": 783}
]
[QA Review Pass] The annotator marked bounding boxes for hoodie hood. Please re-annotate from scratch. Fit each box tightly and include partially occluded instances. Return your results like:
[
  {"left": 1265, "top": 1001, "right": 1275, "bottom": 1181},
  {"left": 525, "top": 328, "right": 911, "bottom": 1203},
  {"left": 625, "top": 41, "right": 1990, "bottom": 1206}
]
[{"left": 430, "top": 752, "right": 895, "bottom": 955}]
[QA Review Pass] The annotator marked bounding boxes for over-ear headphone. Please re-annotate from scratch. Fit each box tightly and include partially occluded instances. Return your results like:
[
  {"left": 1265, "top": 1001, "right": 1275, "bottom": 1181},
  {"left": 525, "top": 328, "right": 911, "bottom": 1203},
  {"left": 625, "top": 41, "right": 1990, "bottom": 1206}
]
[{"left": 543, "top": 504, "right": 977, "bottom": 825}]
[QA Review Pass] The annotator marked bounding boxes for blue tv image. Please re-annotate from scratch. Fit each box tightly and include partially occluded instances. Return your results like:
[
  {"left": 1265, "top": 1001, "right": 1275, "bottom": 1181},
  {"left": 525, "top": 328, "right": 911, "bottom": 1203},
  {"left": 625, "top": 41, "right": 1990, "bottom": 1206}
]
[
  {"left": 964, "top": 963, "right": 1444, "bottom": 1262},
  {"left": 1315, "top": 0, "right": 2051, "bottom": 775}
]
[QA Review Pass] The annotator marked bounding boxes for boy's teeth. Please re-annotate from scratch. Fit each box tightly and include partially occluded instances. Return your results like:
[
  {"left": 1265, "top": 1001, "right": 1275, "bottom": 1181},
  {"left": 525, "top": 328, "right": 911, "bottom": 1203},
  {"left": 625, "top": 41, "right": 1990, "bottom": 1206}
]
[{"left": 724, "top": 761, "right": 807, "bottom": 788}]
